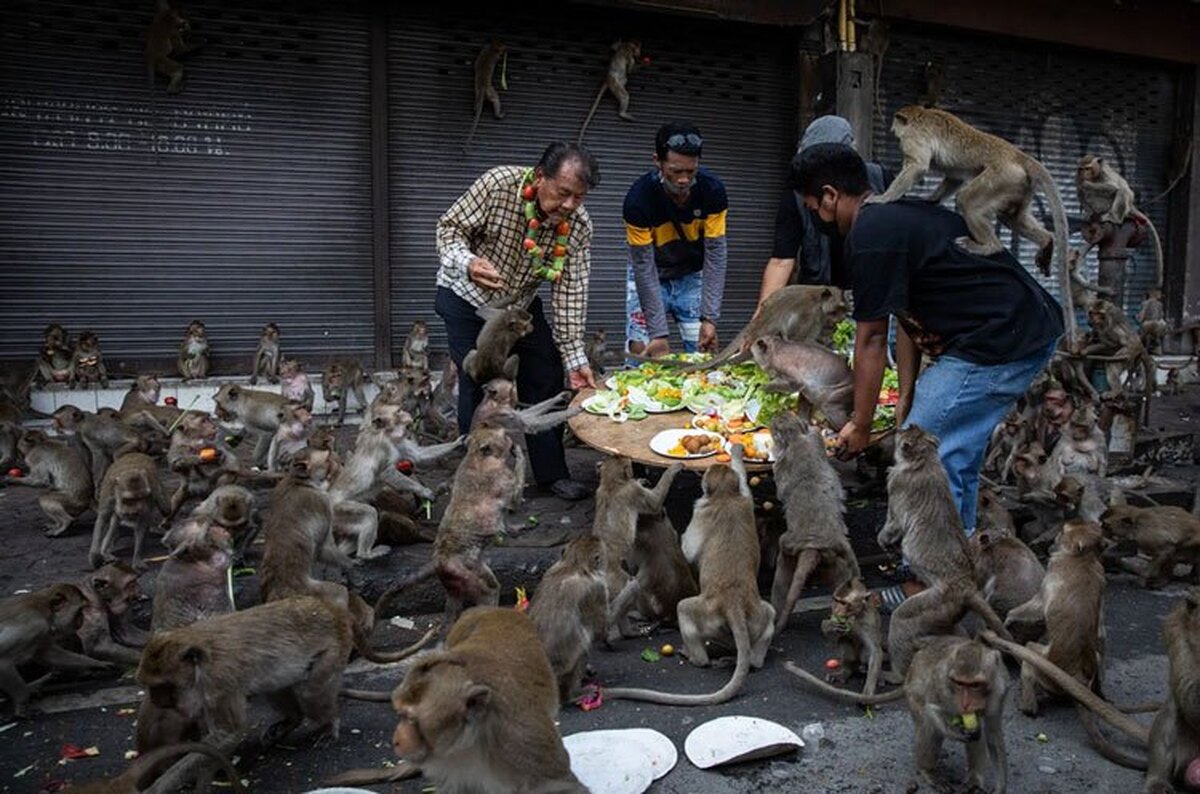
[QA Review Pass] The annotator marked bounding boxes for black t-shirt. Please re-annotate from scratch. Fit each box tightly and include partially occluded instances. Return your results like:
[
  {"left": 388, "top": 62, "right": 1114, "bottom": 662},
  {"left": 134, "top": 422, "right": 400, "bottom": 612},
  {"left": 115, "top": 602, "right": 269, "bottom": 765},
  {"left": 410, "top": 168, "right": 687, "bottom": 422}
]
[{"left": 848, "top": 199, "right": 1064, "bottom": 365}]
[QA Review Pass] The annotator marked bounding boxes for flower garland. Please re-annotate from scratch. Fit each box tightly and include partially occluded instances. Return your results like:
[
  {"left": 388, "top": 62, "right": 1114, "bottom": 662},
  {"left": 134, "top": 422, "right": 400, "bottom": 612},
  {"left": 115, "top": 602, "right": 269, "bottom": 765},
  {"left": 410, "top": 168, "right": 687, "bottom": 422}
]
[{"left": 521, "top": 168, "right": 571, "bottom": 283}]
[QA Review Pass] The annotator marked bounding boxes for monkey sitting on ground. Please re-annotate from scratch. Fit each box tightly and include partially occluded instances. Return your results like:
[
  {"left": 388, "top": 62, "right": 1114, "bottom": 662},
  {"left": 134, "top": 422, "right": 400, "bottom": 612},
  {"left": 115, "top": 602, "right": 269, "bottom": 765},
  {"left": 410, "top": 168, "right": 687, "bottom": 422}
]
[
  {"left": 769, "top": 412, "right": 860, "bottom": 636},
  {"left": 1047, "top": 401, "right": 1107, "bottom": 479},
  {"left": 819, "top": 578, "right": 886, "bottom": 700},
  {"left": 577, "top": 39, "right": 644, "bottom": 141},
  {"left": 462, "top": 301, "right": 534, "bottom": 384},
  {"left": 972, "top": 525, "right": 1044, "bottom": 621},
  {"left": 1100, "top": 504, "right": 1200, "bottom": 588},
  {"left": 249, "top": 322, "right": 281, "bottom": 385},
  {"left": 401, "top": 320, "right": 430, "bottom": 371},
  {"left": 1075, "top": 154, "right": 1163, "bottom": 291},
  {"left": 91, "top": 452, "right": 169, "bottom": 571},
  {"left": 190, "top": 484, "right": 258, "bottom": 562},
  {"left": 176, "top": 320, "right": 209, "bottom": 381},
  {"left": 213, "top": 383, "right": 292, "bottom": 468},
  {"left": 1145, "top": 586, "right": 1200, "bottom": 793},
  {"left": 321, "top": 360, "right": 368, "bottom": 426},
  {"left": 0, "top": 584, "right": 112, "bottom": 717},
  {"left": 32, "top": 323, "right": 73, "bottom": 386},
  {"left": 424, "top": 359, "right": 459, "bottom": 442},
  {"left": 751, "top": 337, "right": 854, "bottom": 428},
  {"left": 1, "top": 430, "right": 92, "bottom": 537},
  {"left": 1138, "top": 289, "right": 1168, "bottom": 356},
  {"left": 0, "top": 400, "right": 19, "bottom": 468},
  {"left": 876, "top": 426, "right": 1012, "bottom": 676},
  {"left": 153, "top": 518, "right": 235, "bottom": 632},
  {"left": 68, "top": 742, "right": 243, "bottom": 794},
  {"left": 278, "top": 358, "right": 314, "bottom": 411},
  {"left": 166, "top": 412, "right": 241, "bottom": 520},
  {"left": 529, "top": 536, "right": 608, "bottom": 702},
  {"left": 266, "top": 404, "right": 315, "bottom": 473},
  {"left": 591, "top": 456, "right": 682, "bottom": 640},
  {"left": 868, "top": 105, "right": 1074, "bottom": 337},
  {"left": 604, "top": 445, "right": 776, "bottom": 706},
  {"left": 69, "top": 331, "right": 109, "bottom": 388},
  {"left": 465, "top": 40, "right": 507, "bottom": 146},
  {"left": 606, "top": 510, "right": 698, "bottom": 631},
  {"left": 117, "top": 374, "right": 182, "bottom": 429}
]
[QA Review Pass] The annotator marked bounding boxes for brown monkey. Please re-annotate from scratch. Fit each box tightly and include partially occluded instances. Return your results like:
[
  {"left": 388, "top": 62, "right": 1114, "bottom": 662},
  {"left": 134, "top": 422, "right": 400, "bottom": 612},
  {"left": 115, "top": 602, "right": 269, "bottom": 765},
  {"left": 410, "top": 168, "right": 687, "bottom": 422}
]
[
  {"left": 877, "top": 426, "right": 1012, "bottom": 675},
  {"left": 820, "top": 577, "right": 885, "bottom": 699},
  {"left": 367, "top": 367, "right": 431, "bottom": 425},
  {"left": 91, "top": 452, "right": 168, "bottom": 570},
  {"left": 213, "top": 383, "right": 290, "bottom": 466},
  {"left": 972, "top": 526, "right": 1044, "bottom": 620},
  {"left": 0, "top": 584, "right": 111, "bottom": 717},
  {"left": 1075, "top": 299, "right": 1154, "bottom": 412},
  {"left": 606, "top": 510, "right": 698, "bottom": 630},
  {"left": 0, "top": 401, "right": 19, "bottom": 469},
  {"left": 605, "top": 445, "right": 775, "bottom": 706},
  {"left": 166, "top": 412, "right": 240, "bottom": 520},
  {"left": 1100, "top": 504, "right": 1200, "bottom": 588},
  {"left": 917, "top": 54, "right": 945, "bottom": 107},
  {"left": 1145, "top": 587, "right": 1200, "bottom": 793},
  {"left": 190, "top": 483, "right": 257, "bottom": 561},
  {"left": 425, "top": 359, "right": 459, "bottom": 441},
  {"left": 977, "top": 486, "right": 1017, "bottom": 534},
  {"left": 529, "top": 536, "right": 608, "bottom": 702},
  {"left": 585, "top": 329, "right": 608, "bottom": 376},
  {"left": 868, "top": 105, "right": 1075, "bottom": 338},
  {"left": 462, "top": 301, "right": 534, "bottom": 384},
  {"left": 52, "top": 405, "right": 145, "bottom": 488},
  {"left": 390, "top": 607, "right": 586, "bottom": 792},
  {"left": 1048, "top": 401, "right": 1107, "bottom": 479},
  {"left": 465, "top": 40, "right": 507, "bottom": 146},
  {"left": 577, "top": 39, "right": 644, "bottom": 142},
  {"left": 31, "top": 323, "right": 73, "bottom": 386},
  {"left": 266, "top": 403, "right": 314, "bottom": 472},
  {"left": 153, "top": 518, "right": 235, "bottom": 631},
  {"left": 1137, "top": 288, "right": 1168, "bottom": 355},
  {"left": 401, "top": 320, "right": 431, "bottom": 371},
  {"left": 249, "top": 322, "right": 281, "bottom": 385},
  {"left": 145, "top": 0, "right": 202, "bottom": 94},
  {"left": 68, "top": 742, "right": 243, "bottom": 794},
  {"left": 1066, "top": 244, "right": 1116, "bottom": 312},
  {"left": 785, "top": 636, "right": 1009, "bottom": 792},
  {"left": 69, "top": 331, "right": 109, "bottom": 388},
  {"left": 750, "top": 336, "right": 854, "bottom": 427},
  {"left": 176, "top": 319, "right": 209, "bottom": 381},
  {"left": 72, "top": 562, "right": 147, "bottom": 667},
  {"left": 591, "top": 456, "right": 682, "bottom": 640},
  {"left": 1076, "top": 154, "right": 1163, "bottom": 289},
  {"left": 321, "top": 360, "right": 368, "bottom": 426},
  {"left": 1, "top": 430, "right": 92, "bottom": 537},
  {"left": 274, "top": 358, "right": 313, "bottom": 411},
  {"left": 117, "top": 374, "right": 182, "bottom": 428},
  {"left": 770, "top": 411, "right": 860, "bottom": 636}
]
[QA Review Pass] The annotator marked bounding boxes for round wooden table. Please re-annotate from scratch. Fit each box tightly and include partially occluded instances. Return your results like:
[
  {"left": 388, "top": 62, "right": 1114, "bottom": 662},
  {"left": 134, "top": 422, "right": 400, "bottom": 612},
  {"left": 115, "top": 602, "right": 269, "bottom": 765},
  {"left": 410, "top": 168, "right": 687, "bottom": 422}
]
[{"left": 567, "top": 389, "right": 772, "bottom": 472}]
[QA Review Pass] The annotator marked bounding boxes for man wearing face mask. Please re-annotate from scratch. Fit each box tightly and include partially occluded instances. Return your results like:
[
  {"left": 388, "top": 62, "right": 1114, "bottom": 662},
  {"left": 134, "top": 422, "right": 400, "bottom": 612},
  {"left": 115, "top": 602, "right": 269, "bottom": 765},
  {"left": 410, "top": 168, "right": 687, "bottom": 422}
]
[{"left": 623, "top": 122, "right": 728, "bottom": 358}]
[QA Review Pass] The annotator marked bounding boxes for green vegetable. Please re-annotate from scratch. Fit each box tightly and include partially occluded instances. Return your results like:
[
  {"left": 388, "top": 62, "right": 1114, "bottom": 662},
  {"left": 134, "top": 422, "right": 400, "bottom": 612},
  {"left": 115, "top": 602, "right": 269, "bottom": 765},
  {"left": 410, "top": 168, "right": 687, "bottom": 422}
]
[{"left": 640, "top": 648, "right": 662, "bottom": 663}]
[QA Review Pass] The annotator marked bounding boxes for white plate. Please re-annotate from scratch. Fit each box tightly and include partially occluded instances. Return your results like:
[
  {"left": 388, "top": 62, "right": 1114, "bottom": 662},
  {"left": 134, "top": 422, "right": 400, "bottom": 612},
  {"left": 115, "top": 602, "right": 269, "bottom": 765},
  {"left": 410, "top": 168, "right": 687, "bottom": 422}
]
[
  {"left": 683, "top": 715, "right": 804, "bottom": 770},
  {"left": 563, "top": 728, "right": 677, "bottom": 785},
  {"left": 690, "top": 414, "right": 762, "bottom": 435},
  {"left": 625, "top": 386, "right": 682, "bottom": 414},
  {"left": 724, "top": 430, "right": 775, "bottom": 463},
  {"left": 582, "top": 393, "right": 623, "bottom": 415},
  {"left": 649, "top": 429, "right": 724, "bottom": 459},
  {"left": 563, "top": 732, "right": 655, "bottom": 794}
]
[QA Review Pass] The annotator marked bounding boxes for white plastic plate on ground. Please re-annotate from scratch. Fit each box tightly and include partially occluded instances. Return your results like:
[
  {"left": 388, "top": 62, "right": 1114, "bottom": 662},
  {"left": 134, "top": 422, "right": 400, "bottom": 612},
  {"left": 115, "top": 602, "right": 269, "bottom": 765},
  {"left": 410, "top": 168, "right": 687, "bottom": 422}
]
[
  {"left": 684, "top": 715, "right": 804, "bottom": 769},
  {"left": 564, "top": 728, "right": 663, "bottom": 794},
  {"left": 564, "top": 728, "right": 678, "bottom": 783},
  {"left": 649, "top": 429, "right": 724, "bottom": 459}
]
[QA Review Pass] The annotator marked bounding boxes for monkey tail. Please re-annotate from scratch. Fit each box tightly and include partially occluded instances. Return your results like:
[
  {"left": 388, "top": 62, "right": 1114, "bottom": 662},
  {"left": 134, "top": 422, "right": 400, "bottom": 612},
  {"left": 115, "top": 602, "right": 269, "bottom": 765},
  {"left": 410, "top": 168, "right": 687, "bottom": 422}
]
[
  {"left": 132, "top": 742, "right": 244, "bottom": 792},
  {"left": 965, "top": 591, "right": 1014, "bottom": 642},
  {"left": 373, "top": 561, "right": 438, "bottom": 616},
  {"left": 642, "top": 342, "right": 749, "bottom": 373},
  {"left": 603, "top": 611, "right": 754, "bottom": 706},
  {"left": 325, "top": 761, "right": 420, "bottom": 786},
  {"left": 339, "top": 686, "right": 393, "bottom": 702},
  {"left": 782, "top": 661, "right": 906, "bottom": 705},
  {"left": 1077, "top": 706, "right": 1149, "bottom": 770},
  {"left": 577, "top": 85, "right": 608, "bottom": 144},
  {"left": 465, "top": 106, "right": 484, "bottom": 148},
  {"left": 1027, "top": 157, "right": 1076, "bottom": 343},
  {"left": 979, "top": 631, "right": 1151, "bottom": 745},
  {"left": 1132, "top": 210, "right": 1164, "bottom": 288},
  {"left": 358, "top": 622, "right": 439, "bottom": 664}
]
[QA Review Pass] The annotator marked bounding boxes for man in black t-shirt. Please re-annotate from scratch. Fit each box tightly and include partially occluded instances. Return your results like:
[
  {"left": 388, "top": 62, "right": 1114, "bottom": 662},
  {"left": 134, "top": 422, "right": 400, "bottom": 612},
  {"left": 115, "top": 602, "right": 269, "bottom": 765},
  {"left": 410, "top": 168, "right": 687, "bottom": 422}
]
[{"left": 793, "top": 144, "right": 1063, "bottom": 533}]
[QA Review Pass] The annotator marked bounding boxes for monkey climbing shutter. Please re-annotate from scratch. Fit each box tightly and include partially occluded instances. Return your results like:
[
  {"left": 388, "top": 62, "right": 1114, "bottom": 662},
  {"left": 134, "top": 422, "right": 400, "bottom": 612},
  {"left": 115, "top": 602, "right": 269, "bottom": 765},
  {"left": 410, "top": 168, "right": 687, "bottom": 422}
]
[
  {"left": 869, "top": 25, "right": 1182, "bottom": 321},
  {"left": 0, "top": 0, "right": 373, "bottom": 368},
  {"left": 387, "top": 5, "right": 799, "bottom": 359}
]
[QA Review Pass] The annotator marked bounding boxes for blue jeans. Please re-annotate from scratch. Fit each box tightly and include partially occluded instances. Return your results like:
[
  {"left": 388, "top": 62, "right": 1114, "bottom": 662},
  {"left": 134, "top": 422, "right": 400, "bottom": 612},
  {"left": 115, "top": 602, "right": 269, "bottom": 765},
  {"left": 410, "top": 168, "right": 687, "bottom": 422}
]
[
  {"left": 626, "top": 268, "right": 702, "bottom": 355},
  {"left": 903, "top": 340, "right": 1057, "bottom": 533}
]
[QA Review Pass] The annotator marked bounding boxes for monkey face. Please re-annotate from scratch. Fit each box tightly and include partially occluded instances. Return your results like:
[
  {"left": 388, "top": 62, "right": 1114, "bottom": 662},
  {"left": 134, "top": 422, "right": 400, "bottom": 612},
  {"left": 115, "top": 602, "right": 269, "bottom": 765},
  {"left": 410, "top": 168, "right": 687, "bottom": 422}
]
[
  {"left": 51, "top": 407, "right": 83, "bottom": 433},
  {"left": 262, "top": 323, "right": 280, "bottom": 341},
  {"left": 43, "top": 324, "right": 68, "bottom": 346},
  {"left": 138, "top": 641, "right": 206, "bottom": 717},
  {"left": 505, "top": 310, "right": 535, "bottom": 338},
  {"left": 279, "top": 359, "right": 300, "bottom": 378},
  {"left": 17, "top": 430, "right": 47, "bottom": 455},
  {"left": 46, "top": 584, "right": 88, "bottom": 634},
  {"left": 91, "top": 564, "right": 141, "bottom": 615},
  {"left": 481, "top": 379, "right": 517, "bottom": 408},
  {"left": 117, "top": 471, "right": 153, "bottom": 504},
  {"left": 136, "top": 375, "right": 162, "bottom": 402},
  {"left": 895, "top": 425, "right": 939, "bottom": 464},
  {"left": 391, "top": 659, "right": 490, "bottom": 764}
]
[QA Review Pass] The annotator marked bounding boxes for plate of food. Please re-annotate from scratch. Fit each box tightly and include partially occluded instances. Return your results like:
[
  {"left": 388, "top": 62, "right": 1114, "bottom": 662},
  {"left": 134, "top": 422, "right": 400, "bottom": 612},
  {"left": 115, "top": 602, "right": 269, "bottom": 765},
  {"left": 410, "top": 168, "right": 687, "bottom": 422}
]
[
  {"left": 581, "top": 391, "right": 649, "bottom": 422},
  {"left": 725, "top": 430, "right": 775, "bottom": 462},
  {"left": 649, "top": 429, "right": 725, "bottom": 459}
]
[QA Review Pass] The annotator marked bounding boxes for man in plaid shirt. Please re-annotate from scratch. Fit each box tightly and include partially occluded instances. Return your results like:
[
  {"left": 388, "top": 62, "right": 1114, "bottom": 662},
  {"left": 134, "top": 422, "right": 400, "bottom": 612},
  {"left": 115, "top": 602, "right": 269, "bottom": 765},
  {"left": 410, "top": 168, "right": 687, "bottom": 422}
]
[{"left": 434, "top": 142, "right": 600, "bottom": 501}]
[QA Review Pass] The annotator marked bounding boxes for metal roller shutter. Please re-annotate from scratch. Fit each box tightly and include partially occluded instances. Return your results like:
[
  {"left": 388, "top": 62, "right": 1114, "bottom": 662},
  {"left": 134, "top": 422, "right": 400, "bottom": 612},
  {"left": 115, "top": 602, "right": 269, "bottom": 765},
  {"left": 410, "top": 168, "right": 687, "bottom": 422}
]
[
  {"left": 0, "top": 0, "right": 373, "bottom": 370},
  {"left": 388, "top": 5, "right": 798, "bottom": 358},
  {"left": 870, "top": 25, "right": 1181, "bottom": 320}
]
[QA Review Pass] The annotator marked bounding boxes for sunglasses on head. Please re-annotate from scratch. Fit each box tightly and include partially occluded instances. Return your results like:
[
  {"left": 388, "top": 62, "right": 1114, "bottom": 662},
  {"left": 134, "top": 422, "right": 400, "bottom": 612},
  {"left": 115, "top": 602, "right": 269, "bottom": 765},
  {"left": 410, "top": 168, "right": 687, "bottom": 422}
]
[{"left": 666, "top": 133, "right": 703, "bottom": 152}]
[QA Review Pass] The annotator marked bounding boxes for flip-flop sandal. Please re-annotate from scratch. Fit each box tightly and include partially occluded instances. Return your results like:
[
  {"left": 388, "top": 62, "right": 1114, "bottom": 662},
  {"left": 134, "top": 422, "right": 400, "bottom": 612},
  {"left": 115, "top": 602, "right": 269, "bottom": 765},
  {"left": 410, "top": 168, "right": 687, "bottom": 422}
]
[{"left": 878, "top": 584, "right": 908, "bottom": 614}]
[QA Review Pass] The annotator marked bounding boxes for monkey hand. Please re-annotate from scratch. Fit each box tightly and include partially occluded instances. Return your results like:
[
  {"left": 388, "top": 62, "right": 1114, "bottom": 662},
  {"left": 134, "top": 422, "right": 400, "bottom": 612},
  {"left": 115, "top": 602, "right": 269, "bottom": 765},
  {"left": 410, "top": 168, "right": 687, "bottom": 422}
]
[{"left": 666, "top": 462, "right": 684, "bottom": 477}]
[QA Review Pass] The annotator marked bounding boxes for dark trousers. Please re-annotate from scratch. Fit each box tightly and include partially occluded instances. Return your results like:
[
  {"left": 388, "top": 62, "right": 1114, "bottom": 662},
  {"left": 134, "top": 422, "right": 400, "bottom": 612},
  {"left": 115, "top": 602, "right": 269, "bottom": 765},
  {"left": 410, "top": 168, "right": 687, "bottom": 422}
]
[{"left": 435, "top": 286, "right": 569, "bottom": 485}]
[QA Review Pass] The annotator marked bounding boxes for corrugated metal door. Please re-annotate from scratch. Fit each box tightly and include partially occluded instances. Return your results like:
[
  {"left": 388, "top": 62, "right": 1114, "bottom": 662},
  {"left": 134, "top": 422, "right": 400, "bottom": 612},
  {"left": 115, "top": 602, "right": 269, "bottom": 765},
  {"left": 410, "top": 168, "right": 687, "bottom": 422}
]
[
  {"left": 870, "top": 26, "right": 1182, "bottom": 320},
  {"left": 388, "top": 5, "right": 799, "bottom": 356},
  {"left": 0, "top": 0, "right": 373, "bottom": 370}
]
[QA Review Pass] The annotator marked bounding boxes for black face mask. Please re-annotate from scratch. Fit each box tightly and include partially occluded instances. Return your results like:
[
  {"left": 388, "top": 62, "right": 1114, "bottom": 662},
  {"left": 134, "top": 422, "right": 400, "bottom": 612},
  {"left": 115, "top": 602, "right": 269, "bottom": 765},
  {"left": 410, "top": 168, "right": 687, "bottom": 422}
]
[{"left": 809, "top": 208, "right": 839, "bottom": 237}]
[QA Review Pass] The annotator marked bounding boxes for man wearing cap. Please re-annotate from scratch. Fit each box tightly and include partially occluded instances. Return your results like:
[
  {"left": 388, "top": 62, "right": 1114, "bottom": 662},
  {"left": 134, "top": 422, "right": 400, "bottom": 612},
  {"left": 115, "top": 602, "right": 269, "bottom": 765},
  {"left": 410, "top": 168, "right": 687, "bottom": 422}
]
[{"left": 623, "top": 121, "right": 729, "bottom": 358}]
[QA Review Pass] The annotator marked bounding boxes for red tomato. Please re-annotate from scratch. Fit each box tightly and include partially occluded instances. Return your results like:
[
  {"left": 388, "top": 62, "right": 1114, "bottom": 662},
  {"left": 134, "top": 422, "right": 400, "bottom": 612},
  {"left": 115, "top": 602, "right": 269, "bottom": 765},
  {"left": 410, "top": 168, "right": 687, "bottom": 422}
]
[
  {"left": 395, "top": 459, "right": 413, "bottom": 474},
  {"left": 7, "top": 468, "right": 22, "bottom": 478},
  {"left": 553, "top": 245, "right": 567, "bottom": 258},
  {"left": 527, "top": 218, "right": 540, "bottom": 230},
  {"left": 522, "top": 185, "right": 536, "bottom": 200},
  {"left": 523, "top": 238, "right": 536, "bottom": 250},
  {"left": 164, "top": 396, "right": 178, "bottom": 406},
  {"left": 825, "top": 658, "right": 841, "bottom": 670},
  {"left": 556, "top": 221, "right": 570, "bottom": 236}
]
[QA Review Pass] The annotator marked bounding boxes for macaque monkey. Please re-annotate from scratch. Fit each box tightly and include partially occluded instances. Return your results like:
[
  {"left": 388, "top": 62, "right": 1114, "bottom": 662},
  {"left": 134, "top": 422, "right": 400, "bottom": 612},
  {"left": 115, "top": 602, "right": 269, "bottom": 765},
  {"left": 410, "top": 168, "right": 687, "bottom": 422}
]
[
  {"left": 367, "top": 367, "right": 431, "bottom": 426},
  {"left": 0, "top": 584, "right": 112, "bottom": 717},
  {"left": 1066, "top": 244, "right": 1116, "bottom": 312},
  {"left": 389, "top": 607, "right": 586, "bottom": 792},
  {"left": 605, "top": 445, "right": 776, "bottom": 705},
  {"left": 820, "top": 578, "right": 885, "bottom": 699},
  {"left": 1048, "top": 401, "right": 1107, "bottom": 479},
  {"left": 401, "top": 320, "right": 430, "bottom": 371},
  {"left": 213, "top": 383, "right": 290, "bottom": 467},
  {"left": 0, "top": 401, "right": 19, "bottom": 468},
  {"left": 585, "top": 329, "right": 607, "bottom": 375},
  {"left": 972, "top": 526, "right": 1044, "bottom": 620},
  {"left": 153, "top": 518, "right": 235, "bottom": 631},
  {"left": 917, "top": 54, "right": 945, "bottom": 107},
  {"left": 166, "top": 412, "right": 240, "bottom": 519},
  {"left": 91, "top": 452, "right": 169, "bottom": 571},
  {"left": 69, "top": 562, "right": 148, "bottom": 667},
  {"left": 190, "top": 484, "right": 257, "bottom": 561},
  {"left": 591, "top": 456, "right": 682, "bottom": 640},
  {"left": 32, "top": 323, "right": 73, "bottom": 386},
  {"left": 176, "top": 320, "right": 209, "bottom": 381},
  {"left": 769, "top": 412, "right": 860, "bottom": 636},
  {"left": 529, "top": 536, "right": 608, "bottom": 701},
  {"left": 470, "top": 378, "right": 580, "bottom": 509},
  {"left": 577, "top": 39, "right": 644, "bottom": 142},
  {"left": 462, "top": 302, "right": 534, "bottom": 384},
  {"left": 868, "top": 106, "right": 1074, "bottom": 338},
  {"left": 605, "top": 511, "right": 698, "bottom": 630},
  {"left": 277, "top": 357, "right": 314, "bottom": 411},
  {"left": 267, "top": 404, "right": 314, "bottom": 472},
  {"left": 145, "top": 0, "right": 202, "bottom": 94},
  {"left": 425, "top": 359, "right": 459, "bottom": 441},
  {"left": 1, "top": 430, "right": 92, "bottom": 537},
  {"left": 118, "top": 374, "right": 182, "bottom": 428},
  {"left": 465, "top": 40, "right": 507, "bottom": 146},
  {"left": 249, "top": 322, "right": 281, "bottom": 385},
  {"left": 1145, "top": 587, "right": 1200, "bottom": 793},
  {"left": 1100, "top": 504, "right": 1200, "bottom": 588},
  {"left": 321, "top": 360, "right": 368, "bottom": 426},
  {"left": 876, "top": 426, "right": 1012, "bottom": 675},
  {"left": 1075, "top": 154, "right": 1163, "bottom": 289},
  {"left": 52, "top": 405, "right": 146, "bottom": 488},
  {"left": 69, "top": 331, "right": 109, "bottom": 388},
  {"left": 68, "top": 742, "right": 243, "bottom": 794},
  {"left": 753, "top": 338, "right": 854, "bottom": 428},
  {"left": 1076, "top": 299, "right": 1154, "bottom": 414},
  {"left": 1138, "top": 289, "right": 1168, "bottom": 355}
]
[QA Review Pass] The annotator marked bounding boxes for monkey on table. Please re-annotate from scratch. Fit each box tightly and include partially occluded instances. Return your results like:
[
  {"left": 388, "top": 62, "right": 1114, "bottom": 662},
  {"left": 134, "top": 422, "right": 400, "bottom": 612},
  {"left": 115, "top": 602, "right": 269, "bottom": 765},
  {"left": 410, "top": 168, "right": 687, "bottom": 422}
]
[
  {"left": 793, "top": 143, "right": 1063, "bottom": 537},
  {"left": 434, "top": 142, "right": 600, "bottom": 501}
]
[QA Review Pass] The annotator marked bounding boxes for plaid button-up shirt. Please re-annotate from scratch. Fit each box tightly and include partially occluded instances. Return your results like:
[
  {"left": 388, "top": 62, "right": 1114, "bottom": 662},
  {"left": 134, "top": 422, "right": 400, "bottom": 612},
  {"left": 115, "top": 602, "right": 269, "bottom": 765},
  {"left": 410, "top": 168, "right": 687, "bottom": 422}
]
[{"left": 436, "top": 165, "right": 593, "bottom": 372}]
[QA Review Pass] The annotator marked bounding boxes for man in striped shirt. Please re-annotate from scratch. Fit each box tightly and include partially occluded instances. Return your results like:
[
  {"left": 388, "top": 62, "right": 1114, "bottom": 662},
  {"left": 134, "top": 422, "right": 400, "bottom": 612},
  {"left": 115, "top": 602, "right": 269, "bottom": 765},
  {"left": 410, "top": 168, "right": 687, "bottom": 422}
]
[{"left": 434, "top": 142, "right": 599, "bottom": 501}]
